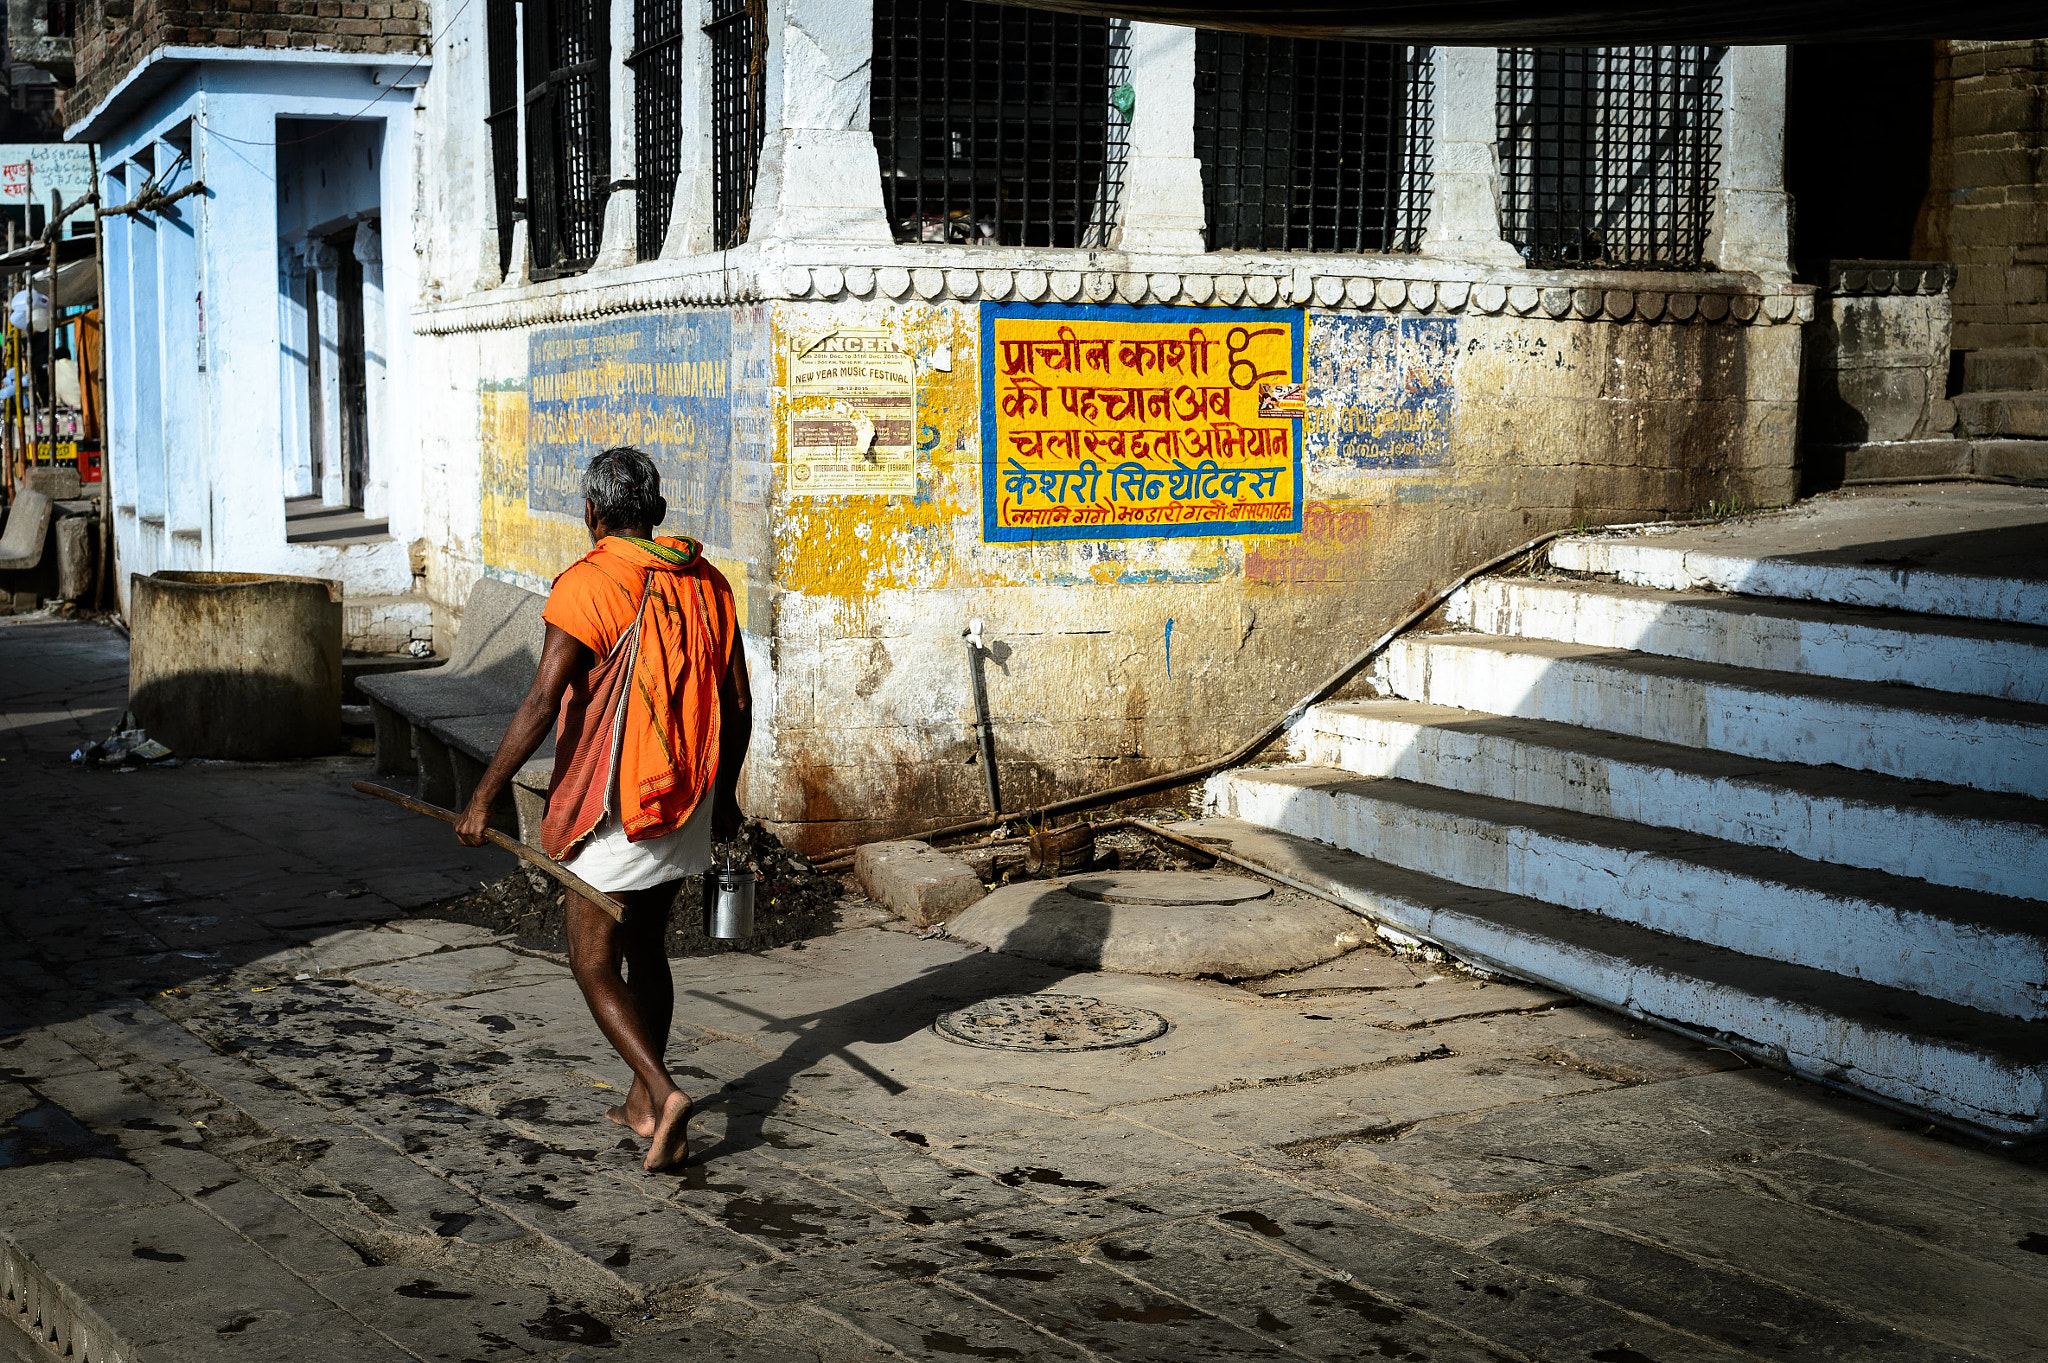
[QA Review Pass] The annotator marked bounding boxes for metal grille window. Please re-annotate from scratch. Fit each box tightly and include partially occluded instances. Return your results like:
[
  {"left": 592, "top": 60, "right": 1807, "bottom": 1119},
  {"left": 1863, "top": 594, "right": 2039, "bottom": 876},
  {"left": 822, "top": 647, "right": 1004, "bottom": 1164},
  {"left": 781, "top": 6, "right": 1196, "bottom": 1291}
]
[
  {"left": 1498, "top": 47, "right": 1723, "bottom": 270},
  {"left": 1194, "top": 35, "right": 1433, "bottom": 254},
  {"left": 872, "top": 1, "right": 1127, "bottom": 249},
  {"left": 523, "top": 0, "right": 612, "bottom": 277},
  {"left": 484, "top": 0, "right": 521, "bottom": 278},
  {"left": 706, "top": 0, "right": 766, "bottom": 250},
  {"left": 629, "top": 0, "right": 685, "bottom": 260}
]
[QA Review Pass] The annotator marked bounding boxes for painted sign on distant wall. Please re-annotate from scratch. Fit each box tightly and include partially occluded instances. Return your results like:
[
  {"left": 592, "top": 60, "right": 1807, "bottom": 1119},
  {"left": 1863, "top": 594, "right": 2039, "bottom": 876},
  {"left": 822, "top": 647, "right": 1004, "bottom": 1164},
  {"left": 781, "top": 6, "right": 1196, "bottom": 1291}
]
[
  {"left": 0, "top": 144, "right": 94, "bottom": 206},
  {"left": 787, "top": 328, "right": 917, "bottom": 496},
  {"left": 981, "top": 303, "right": 1303, "bottom": 541},
  {"left": 1304, "top": 314, "right": 1459, "bottom": 472},
  {"left": 527, "top": 312, "right": 754, "bottom": 545}
]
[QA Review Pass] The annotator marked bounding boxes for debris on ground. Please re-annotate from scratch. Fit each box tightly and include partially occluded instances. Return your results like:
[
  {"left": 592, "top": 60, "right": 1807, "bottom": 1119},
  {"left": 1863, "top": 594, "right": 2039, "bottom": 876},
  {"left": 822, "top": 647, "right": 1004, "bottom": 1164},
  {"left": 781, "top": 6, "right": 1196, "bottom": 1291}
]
[
  {"left": 70, "top": 711, "right": 178, "bottom": 768},
  {"left": 414, "top": 820, "right": 848, "bottom": 955}
]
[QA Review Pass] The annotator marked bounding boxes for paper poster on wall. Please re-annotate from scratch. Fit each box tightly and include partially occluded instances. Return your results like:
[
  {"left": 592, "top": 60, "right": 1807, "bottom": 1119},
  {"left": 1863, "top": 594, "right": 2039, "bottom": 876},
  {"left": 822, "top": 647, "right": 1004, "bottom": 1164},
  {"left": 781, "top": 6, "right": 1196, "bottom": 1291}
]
[
  {"left": 1304, "top": 313, "right": 1459, "bottom": 472},
  {"left": 787, "top": 329, "right": 917, "bottom": 497},
  {"left": 980, "top": 303, "right": 1303, "bottom": 542}
]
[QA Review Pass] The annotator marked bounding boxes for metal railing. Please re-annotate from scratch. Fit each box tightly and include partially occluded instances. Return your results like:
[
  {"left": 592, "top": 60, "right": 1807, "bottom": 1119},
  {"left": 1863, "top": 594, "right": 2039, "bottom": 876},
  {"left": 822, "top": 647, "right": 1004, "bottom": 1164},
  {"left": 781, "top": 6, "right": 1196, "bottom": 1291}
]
[
  {"left": 706, "top": 0, "right": 765, "bottom": 251},
  {"left": 1498, "top": 46, "right": 1723, "bottom": 270},
  {"left": 522, "top": 0, "right": 611, "bottom": 278},
  {"left": 872, "top": 0, "right": 1126, "bottom": 249},
  {"left": 629, "top": 0, "right": 687, "bottom": 260},
  {"left": 1195, "top": 34, "right": 1434, "bottom": 254}
]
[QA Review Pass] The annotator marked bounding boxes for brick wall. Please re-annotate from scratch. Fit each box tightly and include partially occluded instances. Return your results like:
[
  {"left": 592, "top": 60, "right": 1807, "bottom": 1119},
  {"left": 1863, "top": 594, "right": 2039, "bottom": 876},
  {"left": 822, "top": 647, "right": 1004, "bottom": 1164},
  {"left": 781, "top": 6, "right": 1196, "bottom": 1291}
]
[
  {"left": 1920, "top": 40, "right": 2048, "bottom": 353},
  {"left": 64, "top": 0, "right": 427, "bottom": 127}
]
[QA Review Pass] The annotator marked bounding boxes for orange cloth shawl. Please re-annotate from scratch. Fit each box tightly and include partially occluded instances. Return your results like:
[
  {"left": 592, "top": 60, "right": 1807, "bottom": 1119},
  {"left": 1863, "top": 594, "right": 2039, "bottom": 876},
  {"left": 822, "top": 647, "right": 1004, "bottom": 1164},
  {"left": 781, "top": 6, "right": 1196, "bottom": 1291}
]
[{"left": 538, "top": 535, "right": 737, "bottom": 860}]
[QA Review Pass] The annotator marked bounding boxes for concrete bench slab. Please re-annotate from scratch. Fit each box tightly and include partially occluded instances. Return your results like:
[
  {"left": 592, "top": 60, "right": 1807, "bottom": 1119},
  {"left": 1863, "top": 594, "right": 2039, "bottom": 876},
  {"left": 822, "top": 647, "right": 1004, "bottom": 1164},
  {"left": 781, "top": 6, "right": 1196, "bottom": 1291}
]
[
  {"left": 855, "top": 840, "right": 986, "bottom": 928},
  {"left": 358, "top": 576, "right": 547, "bottom": 794},
  {"left": 0, "top": 488, "right": 52, "bottom": 571}
]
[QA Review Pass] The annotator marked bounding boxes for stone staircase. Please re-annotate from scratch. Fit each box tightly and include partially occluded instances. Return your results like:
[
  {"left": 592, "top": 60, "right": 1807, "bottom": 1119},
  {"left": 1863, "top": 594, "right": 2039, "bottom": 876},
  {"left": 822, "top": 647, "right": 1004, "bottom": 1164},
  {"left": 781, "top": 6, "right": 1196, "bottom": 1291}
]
[
  {"left": 1954, "top": 346, "right": 2048, "bottom": 480},
  {"left": 1194, "top": 488, "right": 2048, "bottom": 1139}
]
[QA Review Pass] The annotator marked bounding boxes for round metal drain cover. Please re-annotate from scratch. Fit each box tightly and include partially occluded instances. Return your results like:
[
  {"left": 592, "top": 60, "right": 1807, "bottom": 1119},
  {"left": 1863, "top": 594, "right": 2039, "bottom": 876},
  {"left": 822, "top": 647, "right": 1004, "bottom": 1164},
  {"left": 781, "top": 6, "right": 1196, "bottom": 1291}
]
[{"left": 933, "top": 994, "right": 1169, "bottom": 1053}]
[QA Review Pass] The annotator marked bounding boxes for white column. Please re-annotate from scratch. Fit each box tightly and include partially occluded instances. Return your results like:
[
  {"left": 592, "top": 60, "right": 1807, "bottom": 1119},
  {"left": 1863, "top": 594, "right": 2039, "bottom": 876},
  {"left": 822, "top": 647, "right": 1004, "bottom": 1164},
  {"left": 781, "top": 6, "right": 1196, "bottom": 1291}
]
[
  {"left": 594, "top": 0, "right": 639, "bottom": 267},
  {"left": 310, "top": 240, "right": 346, "bottom": 506},
  {"left": 353, "top": 221, "right": 388, "bottom": 517},
  {"left": 1113, "top": 23, "right": 1205, "bottom": 256},
  {"left": 1418, "top": 47, "right": 1523, "bottom": 267},
  {"left": 1708, "top": 45, "right": 1792, "bottom": 281},
  {"left": 279, "top": 246, "right": 315, "bottom": 499},
  {"left": 747, "top": 0, "right": 892, "bottom": 245}
]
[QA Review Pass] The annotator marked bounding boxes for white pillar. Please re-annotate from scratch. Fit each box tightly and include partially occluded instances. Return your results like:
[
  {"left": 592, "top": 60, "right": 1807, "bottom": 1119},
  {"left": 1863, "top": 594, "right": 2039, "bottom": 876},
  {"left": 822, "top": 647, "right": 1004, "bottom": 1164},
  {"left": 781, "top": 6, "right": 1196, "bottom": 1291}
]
[
  {"left": 1708, "top": 45, "right": 1792, "bottom": 281},
  {"left": 310, "top": 240, "right": 346, "bottom": 506},
  {"left": 1114, "top": 23, "right": 1206, "bottom": 255},
  {"left": 594, "top": 0, "right": 638, "bottom": 268},
  {"left": 747, "top": 0, "right": 893, "bottom": 245},
  {"left": 353, "top": 221, "right": 388, "bottom": 517},
  {"left": 279, "top": 246, "right": 315, "bottom": 499},
  {"left": 1419, "top": 47, "right": 1523, "bottom": 267}
]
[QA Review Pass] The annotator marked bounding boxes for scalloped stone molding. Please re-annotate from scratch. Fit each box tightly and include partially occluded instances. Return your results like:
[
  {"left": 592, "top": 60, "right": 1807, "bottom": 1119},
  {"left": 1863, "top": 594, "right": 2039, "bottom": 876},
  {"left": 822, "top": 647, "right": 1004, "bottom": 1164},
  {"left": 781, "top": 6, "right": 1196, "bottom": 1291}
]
[{"left": 417, "top": 262, "right": 1817, "bottom": 334}]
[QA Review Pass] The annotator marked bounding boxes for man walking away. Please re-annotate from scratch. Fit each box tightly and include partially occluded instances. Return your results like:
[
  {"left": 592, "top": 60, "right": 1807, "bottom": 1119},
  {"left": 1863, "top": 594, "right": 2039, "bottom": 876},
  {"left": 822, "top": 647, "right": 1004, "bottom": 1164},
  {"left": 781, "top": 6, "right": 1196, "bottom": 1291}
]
[{"left": 455, "top": 445, "right": 750, "bottom": 1173}]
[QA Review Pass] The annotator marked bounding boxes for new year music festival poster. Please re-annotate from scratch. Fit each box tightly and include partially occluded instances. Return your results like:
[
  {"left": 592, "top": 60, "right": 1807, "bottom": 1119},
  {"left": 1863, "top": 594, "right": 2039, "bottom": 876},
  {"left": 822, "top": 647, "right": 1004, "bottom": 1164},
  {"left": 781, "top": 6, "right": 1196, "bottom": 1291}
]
[{"left": 980, "top": 303, "right": 1304, "bottom": 542}]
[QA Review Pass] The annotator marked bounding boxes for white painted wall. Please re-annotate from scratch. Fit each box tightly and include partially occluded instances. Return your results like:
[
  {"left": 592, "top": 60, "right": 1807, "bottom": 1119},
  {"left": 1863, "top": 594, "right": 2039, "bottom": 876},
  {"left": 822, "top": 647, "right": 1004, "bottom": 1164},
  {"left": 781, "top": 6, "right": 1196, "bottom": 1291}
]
[{"left": 86, "top": 53, "right": 426, "bottom": 611}]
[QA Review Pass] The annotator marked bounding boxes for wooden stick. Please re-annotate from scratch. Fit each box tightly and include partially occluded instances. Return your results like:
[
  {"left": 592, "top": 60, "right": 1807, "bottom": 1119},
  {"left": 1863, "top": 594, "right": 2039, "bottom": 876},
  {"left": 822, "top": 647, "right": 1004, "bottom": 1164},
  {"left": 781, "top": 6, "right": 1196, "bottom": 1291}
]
[{"left": 352, "top": 781, "right": 627, "bottom": 922}]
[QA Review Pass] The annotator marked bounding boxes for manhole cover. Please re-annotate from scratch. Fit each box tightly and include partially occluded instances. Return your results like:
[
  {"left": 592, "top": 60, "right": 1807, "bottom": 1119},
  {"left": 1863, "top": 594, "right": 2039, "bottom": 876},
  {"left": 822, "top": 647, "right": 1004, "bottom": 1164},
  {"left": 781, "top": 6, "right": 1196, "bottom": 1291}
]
[{"left": 933, "top": 994, "right": 1169, "bottom": 1052}]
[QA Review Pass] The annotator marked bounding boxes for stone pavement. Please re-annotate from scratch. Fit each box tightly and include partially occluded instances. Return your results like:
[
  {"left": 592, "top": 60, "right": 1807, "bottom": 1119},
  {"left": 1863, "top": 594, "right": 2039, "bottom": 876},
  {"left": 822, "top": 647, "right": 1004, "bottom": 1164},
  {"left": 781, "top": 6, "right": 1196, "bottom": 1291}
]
[{"left": 4, "top": 615, "right": 2046, "bottom": 1362}]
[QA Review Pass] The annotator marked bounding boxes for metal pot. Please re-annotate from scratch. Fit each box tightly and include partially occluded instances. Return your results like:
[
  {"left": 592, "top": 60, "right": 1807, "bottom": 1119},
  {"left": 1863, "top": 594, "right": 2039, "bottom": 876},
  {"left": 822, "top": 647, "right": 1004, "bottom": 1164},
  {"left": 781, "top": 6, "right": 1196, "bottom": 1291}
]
[{"left": 703, "top": 864, "right": 756, "bottom": 941}]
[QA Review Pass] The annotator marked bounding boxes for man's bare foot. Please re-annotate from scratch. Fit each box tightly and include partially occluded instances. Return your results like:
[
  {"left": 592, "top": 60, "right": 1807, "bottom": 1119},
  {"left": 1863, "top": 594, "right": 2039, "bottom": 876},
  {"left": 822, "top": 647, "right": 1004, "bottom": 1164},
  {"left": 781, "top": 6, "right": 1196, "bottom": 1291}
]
[
  {"left": 643, "top": 1091, "right": 692, "bottom": 1173},
  {"left": 605, "top": 1080, "right": 659, "bottom": 1137}
]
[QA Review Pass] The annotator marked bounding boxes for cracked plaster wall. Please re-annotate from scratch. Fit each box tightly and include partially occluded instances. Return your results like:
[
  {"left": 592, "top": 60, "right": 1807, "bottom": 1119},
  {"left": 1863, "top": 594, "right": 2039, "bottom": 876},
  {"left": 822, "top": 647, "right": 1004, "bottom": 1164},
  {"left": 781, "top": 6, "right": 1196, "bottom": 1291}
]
[{"left": 404, "top": 14, "right": 1802, "bottom": 850}]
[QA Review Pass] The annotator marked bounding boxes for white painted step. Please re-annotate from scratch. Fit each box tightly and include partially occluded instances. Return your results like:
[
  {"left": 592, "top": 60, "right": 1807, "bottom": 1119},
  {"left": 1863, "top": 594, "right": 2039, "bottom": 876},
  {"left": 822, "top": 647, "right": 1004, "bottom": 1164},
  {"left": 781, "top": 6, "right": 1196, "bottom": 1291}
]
[
  {"left": 1212, "top": 765, "right": 2048, "bottom": 1020},
  {"left": 1550, "top": 533, "right": 2048, "bottom": 628},
  {"left": 1447, "top": 576, "right": 2048, "bottom": 705},
  {"left": 1373, "top": 633, "right": 2048, "bottom": 800},
  {"left": 1212, "top": 765, "right": 2048, "bottom": 1019},
  {"left": 1294, "top": 699, "right": 2048, "bottom": 901},
  {"left": 1181, "top": 815, "right": 2048, "bottom": 1139}
]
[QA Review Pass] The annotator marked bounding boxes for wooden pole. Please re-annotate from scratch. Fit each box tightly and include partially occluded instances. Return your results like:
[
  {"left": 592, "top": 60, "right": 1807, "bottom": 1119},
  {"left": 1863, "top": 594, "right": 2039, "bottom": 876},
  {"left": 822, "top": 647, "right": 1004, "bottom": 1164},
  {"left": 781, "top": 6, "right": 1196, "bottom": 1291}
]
[
  {"left": 46, "top": 188, "right": 58, "bottom": 474},
  {"left": 350, "top": 781, "right": 628, "bottom": 922},
  {"left": 91, "top": 147, "right": 111, "bottom": 613}
]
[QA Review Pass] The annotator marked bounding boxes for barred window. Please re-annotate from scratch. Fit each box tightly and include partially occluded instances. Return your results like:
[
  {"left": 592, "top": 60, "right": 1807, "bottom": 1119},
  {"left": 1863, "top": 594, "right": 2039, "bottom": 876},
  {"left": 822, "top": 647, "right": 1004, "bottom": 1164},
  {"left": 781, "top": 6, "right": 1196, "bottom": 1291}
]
[
  {"left": 1497, "top": 47, "right": 1723, "bottom": 270},
  {"left": 1194, "top": 35, "right": 1433, "bottom": 254},
  {"left": 522, "top": 0, "right": 612, "bottom": 278},
  {"left": 484, "top": 0, "right": 521, "bottom": 278},
  {"left": 706, "top": 0, "right": 766, "bottom": 250},
  {"left": 872, "top": 0, "right": 1128, "bottom": 248},
  {"left": 629, "top": 0, "right": 685, "bottom": 260}
]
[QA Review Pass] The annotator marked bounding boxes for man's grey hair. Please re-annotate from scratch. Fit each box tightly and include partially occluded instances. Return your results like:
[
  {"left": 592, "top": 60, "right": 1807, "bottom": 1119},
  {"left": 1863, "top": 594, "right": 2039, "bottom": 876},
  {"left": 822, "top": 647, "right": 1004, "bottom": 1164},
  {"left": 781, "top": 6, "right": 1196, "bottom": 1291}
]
[{"left": 583, "top": 446, "right": 664, "bottom": 530}]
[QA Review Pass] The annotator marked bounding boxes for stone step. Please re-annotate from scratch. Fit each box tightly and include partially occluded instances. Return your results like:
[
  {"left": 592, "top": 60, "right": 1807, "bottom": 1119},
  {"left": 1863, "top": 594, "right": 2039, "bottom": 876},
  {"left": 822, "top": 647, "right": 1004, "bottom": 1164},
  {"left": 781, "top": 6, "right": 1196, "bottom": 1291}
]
[
  {"left": 1371, "top": 633, "right": 2048, "bottom": 800},
  {"left": 1177, "top": 812, "right": 2048, "bottom": 1138},
  {"left": 1447, "top": 576, "right": 2048, "bottom": 704},
  {"left": 1210, "top": 765, "right": 2048, "bottom": 1020},
  {"left": 1955, "top": 390, "right": 2048, "bottom": 439},
  {"left": 1293, "top": 698, "right": 2048, "bottom": 902},
  {"left": 1548, "top": 527, "right": 2048, "bottom": 628},
  {"left": 1972, "top": 438, "right": 2048, "bottom": 482},
  {"left": 1962, "top": 347, "right": 2048, "bottom": 393},
  {"left": 344, "top": 592, "right": 434, "bottom": 656}
]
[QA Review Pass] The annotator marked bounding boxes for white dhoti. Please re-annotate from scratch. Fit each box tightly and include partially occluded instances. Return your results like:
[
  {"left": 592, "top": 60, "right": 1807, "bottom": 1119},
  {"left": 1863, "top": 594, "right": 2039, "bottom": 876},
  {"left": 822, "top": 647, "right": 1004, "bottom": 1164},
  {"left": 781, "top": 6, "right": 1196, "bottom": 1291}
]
[{"left": 562, "top": 792, "right": 713, "bottom": 893}]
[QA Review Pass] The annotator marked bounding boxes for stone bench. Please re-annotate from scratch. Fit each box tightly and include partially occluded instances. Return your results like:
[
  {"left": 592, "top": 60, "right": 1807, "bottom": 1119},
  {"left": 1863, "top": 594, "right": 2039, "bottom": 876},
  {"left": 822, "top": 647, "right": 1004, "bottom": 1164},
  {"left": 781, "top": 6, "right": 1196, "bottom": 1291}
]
[
  {"left": 358, "top": 576, "right": 556, "bottom": 843},
  {"left": 0, "top": 489, "right": 54, "bottom": 612}
]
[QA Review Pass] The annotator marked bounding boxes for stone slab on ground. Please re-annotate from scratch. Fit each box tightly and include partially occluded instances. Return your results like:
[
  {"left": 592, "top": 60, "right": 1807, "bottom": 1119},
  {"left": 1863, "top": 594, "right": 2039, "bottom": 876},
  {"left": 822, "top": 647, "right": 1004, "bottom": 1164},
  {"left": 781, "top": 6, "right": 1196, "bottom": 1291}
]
[
  {"left": 947, "top": 871, "right": 1369, "bottom": 977},
  {"left": 6, "top": 617, "right": 2048, "bottom": 1362},
  {"left": 851, "top": 840, "right": 985, "bottom": 928}
]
